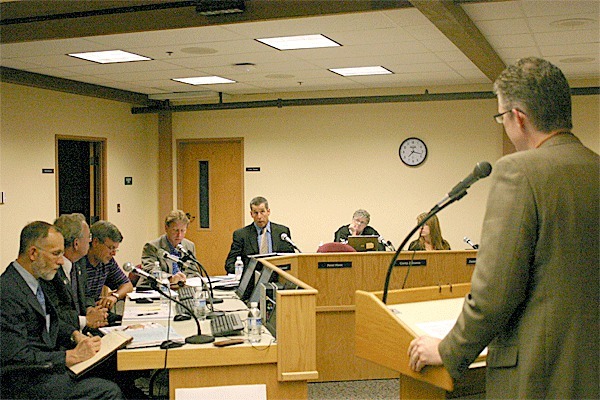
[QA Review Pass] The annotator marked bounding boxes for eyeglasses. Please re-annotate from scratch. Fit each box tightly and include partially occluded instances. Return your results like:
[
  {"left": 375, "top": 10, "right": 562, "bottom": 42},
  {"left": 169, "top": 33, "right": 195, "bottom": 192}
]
[
  {"left": 101, "top": 241, "right": 119, "bottom": 253},
  {"left": 493, "top": 110, "right": 512, "bottom": 124},
  {"left": 494, "top": 108, "right": 525, "bottom": 124},
  {"left": 352, "top": 219, "right": 368, "bottom": 226},
  {"left": 35, "top": 246, "right": 64, "bottom": 258}
]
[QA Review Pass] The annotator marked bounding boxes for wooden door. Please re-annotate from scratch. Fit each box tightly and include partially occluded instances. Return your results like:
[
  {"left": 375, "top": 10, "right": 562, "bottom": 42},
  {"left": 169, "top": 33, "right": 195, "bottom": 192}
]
[{"left": 178, "top": 139, "right": 244, "bottom": 276}]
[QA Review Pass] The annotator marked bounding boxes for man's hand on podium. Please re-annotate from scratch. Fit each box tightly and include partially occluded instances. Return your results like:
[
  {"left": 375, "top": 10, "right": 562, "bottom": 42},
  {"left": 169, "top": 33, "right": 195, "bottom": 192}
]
[{"left": 408, "top": 335, "right": 443, "bottom": 372}]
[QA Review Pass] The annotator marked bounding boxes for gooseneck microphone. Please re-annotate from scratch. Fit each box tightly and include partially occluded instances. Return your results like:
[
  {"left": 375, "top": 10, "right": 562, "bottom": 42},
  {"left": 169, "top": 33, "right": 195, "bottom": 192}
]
[
  {"left": 435, "top": 161, "right": 492, "bottom": 209},
  {"left": 176, "top": 244, "right": 224, "bottom": 308},
  {"left": 378, "top": 236, "right": 396, "bottom": 252},
  {"left": 280, "top": 233, "right": 302, "bottom": 253},
  {"left": 123, "top": 262, "right": 214, "bottom": 344},
  {"left": 463, "top": 236, "right": 479, "bottom": 249},
  {"left": 382, "top": 161, "right": 492, "bottom": 304}
]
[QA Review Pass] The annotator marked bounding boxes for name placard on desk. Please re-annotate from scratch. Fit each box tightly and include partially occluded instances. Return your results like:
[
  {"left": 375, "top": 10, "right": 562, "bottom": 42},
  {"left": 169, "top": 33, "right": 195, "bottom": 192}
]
[
  {"left": 318, "top": 261, "right": 352, "bottom": 269},
  {"left": 466, "top": 258, "right": 477, "bottom": 265},
  {"left": 394, "top": 259, "right": 427, "bottom": 267}
]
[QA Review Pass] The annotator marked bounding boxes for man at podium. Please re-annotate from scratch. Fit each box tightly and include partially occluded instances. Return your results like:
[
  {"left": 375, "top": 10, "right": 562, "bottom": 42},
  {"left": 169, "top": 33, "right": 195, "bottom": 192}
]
[{"left": 408, "top": 57, "right": 599, "bottom": 399}]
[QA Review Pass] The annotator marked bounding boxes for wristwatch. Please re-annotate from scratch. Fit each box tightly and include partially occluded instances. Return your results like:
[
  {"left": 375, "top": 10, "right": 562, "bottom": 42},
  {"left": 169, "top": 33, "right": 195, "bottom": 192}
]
[{"left": 110, "top": 292, "right": 120, "bottom": 300}]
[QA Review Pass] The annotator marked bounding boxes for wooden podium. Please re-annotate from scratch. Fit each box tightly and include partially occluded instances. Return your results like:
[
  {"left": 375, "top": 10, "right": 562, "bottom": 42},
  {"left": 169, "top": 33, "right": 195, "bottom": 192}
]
[{"left": 355, "top": 284, "right": 485, "bottom": 399}]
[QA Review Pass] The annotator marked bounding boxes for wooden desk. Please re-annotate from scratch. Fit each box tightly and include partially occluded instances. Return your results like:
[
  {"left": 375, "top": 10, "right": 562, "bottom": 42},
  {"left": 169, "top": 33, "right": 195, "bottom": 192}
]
[
  {"left": 117, "top": 264, "right": 318, "bottom": 399},
  {"left": 263, "top": 251, "right": 477, "bottom": 382}
]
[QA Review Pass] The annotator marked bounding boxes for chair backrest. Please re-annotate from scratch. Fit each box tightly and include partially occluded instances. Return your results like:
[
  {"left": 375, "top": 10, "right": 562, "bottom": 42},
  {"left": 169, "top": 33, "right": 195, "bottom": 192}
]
[
  {"left": 175, "top": 384, "right": 267, "bottom": 400},
  {"left": 317, "top": 242, "right": 357, "bottom": 253}
]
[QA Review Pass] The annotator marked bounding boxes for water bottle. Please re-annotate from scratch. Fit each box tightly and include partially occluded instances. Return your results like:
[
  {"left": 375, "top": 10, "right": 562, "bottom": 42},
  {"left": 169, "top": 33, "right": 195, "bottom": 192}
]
[
  {"left": 152, "top": 261, "right": 169, "bottom": 307},
  {"left": 194, "top": 287, "right": 207, "bottom": 321},
  {"left": 247, "top": 301, "right": 262, "bottom": 343},
  {"left": 234, "top": 256, "right": 244, "bottom": 281}
]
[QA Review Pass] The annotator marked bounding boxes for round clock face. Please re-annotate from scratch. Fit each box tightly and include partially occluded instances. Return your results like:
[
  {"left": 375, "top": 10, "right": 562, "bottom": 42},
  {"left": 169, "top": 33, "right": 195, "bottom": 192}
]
[{"left": 399, "top": 137, "right": 428, "bottom": 167}]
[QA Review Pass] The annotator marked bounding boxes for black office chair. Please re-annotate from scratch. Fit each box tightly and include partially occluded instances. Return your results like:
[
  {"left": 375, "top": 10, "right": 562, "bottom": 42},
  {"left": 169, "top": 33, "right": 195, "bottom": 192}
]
[{"left": 0, "top": 362, "right": 56, "bottom": 399}]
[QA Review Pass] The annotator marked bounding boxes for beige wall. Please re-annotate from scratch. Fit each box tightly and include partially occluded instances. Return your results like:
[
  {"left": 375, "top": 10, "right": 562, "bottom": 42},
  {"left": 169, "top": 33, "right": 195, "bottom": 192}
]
[
  {"left": 0, "top": 82, "right": 159, "bottom": 269},
  {"left": 1, "top": 81, "right": 598, "bottom": 271}
]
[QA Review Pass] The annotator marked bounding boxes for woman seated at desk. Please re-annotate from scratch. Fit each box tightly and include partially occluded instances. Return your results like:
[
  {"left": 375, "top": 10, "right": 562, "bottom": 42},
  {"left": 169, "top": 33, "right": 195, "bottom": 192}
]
[{"left": 408, "top": 213, "right": 451, "bottom": 251}]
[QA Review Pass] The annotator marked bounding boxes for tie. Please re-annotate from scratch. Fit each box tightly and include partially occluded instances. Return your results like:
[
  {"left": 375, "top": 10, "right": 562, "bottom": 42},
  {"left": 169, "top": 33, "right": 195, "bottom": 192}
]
[
  {"left": 70, "top": 266, "right": 80, "bottom": 314},
  {"left": 171, "top": 250, "right": 180, "bottom": 275},
  {"left": 36, "top": 284, "right": 47, "bottom": 315},
  {"left": 260, "top": 227, "right": 269, "bottom": 254}
]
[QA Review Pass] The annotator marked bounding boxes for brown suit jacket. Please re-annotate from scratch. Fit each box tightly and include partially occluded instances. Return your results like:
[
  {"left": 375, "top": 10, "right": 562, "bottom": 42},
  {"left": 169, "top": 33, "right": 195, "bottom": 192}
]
[{"left": 439, "top": 133, "right": 599, "bottom": 398}]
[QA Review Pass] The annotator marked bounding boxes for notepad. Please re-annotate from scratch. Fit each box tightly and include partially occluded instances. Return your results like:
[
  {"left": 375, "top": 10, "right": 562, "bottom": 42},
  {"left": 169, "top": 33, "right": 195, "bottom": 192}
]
[{"left": 68, "top": 331, "right": 133, "bottom": 377}]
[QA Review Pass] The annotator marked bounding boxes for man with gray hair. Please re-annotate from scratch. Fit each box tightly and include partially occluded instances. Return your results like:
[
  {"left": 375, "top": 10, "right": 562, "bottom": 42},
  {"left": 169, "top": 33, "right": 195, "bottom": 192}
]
[
  {"left": 43, "top": 213, "right": 108, "bottom": 332},
  {"left": 334, "top": 209, "right": 385, "bottom": 250}
]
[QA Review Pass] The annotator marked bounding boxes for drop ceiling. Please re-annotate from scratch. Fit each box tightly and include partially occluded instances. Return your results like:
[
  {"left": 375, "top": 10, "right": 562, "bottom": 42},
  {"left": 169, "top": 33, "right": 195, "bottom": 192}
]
[{"left": 1, "top": 0, "right": 598, "bottom": 107}]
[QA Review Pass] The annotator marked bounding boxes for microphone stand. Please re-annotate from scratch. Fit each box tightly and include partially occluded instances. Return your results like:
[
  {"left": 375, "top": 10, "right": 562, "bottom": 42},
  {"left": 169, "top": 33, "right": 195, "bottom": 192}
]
[
  {"left": 150, "top": 280, "right": 215, "bottom": 346},
  {"left": 180, "top": 254, "right": 225, "bottom": 319},
  {"left": 150, "top": 279, "right": 215, "bottom": 344},
  {"left": 382, "top": 190, "right": 466, "bottom": 304}
]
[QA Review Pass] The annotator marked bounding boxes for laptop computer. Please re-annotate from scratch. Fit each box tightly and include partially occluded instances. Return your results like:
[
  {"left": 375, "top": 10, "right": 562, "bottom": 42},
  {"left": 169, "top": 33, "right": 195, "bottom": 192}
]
[{"left": 347, "top": 235, "right": 379, "bottom": 252}]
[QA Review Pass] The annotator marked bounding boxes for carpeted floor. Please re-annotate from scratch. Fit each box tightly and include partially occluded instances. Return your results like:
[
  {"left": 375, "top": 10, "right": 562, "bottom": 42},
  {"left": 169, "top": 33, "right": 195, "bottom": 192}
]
[{"left": 308, "top": 379, "right": 399, "bottom": 400}]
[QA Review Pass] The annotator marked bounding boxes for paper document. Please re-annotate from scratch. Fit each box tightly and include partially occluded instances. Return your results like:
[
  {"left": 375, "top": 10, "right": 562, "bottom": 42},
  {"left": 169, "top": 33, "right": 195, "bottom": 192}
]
[{"left": 100, "top": 321, "right": 184, "bottom": 348}]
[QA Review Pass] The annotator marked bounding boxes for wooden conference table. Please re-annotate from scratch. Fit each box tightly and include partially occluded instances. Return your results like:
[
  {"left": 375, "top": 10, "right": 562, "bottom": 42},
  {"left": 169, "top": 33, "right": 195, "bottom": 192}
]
[{"left": 116, "top": 263, "right": 318, "bottom": 400}]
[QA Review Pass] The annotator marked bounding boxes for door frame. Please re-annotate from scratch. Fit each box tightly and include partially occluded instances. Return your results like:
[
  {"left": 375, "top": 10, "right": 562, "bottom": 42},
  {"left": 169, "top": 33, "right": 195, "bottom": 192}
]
[{"left": 55, "top": 135, "right": 107, "bottom": 223}]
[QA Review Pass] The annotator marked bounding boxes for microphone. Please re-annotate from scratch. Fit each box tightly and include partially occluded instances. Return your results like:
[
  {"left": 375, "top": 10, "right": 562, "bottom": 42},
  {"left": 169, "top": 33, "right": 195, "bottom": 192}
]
[
  {"left": 176, "top": 244, "right": 224, "bottom": 308},
  {"left": 123, "top": 262, "right": 161, "bottom": 285},
  {"left": 280, "top": 233, "right": 301, "bottom": 253},
  {"left": 123, "top": 262, "right": 214, "bottom": 344},
  {"left": 378, "top": 236, "right": 395, "bottom": 252},
  {"left": 444, "top": 161, "right": 492, "bottom": 203},
  {"left": 160, "top": 249, "right": 185, "bottom": 266},
  {"left": 463, "top": 236, "right": 479, "bottom": 249}
]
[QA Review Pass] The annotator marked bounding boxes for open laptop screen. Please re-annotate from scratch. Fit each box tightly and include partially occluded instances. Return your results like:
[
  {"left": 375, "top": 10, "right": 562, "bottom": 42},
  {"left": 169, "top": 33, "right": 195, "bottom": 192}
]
[{"left": 347, "top": 235, "right": 379, "bottom": 252}]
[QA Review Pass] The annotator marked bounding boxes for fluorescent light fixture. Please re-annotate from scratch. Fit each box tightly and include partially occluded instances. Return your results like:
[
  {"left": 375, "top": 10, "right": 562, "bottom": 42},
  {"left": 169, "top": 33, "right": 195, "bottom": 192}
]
[
  {"left": 329, "top": 66, "right": 393, "bottom": 76},
  {"left": 196, "top": 0, "right": 245, "bottom": 16},
  {"left": 256, "top": 34, "right": 341, "bottom": 50},
  {"left": 68, "top": 50, "right": 151, "bottom": 64},
  {"left": 173, "top": 76, "right": 236, "bottom": 85}
]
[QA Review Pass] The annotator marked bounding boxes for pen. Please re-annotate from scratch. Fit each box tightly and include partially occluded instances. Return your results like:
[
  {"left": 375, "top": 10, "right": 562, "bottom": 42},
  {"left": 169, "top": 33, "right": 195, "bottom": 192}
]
[{"left": 137, "top": 312, "right": 159, "bottom": 316}]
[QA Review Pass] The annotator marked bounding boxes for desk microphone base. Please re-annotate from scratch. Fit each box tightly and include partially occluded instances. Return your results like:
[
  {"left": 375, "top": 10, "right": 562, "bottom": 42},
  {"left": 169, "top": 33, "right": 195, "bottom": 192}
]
[{"left": 185, "top": 334, "right": 215, "bottom": 344}]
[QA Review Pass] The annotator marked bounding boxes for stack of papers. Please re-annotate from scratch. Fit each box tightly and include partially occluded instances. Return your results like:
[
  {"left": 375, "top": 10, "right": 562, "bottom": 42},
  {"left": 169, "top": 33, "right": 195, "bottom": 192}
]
[{"left": 100, "top": 322, "right": 184, "bottom": 348}]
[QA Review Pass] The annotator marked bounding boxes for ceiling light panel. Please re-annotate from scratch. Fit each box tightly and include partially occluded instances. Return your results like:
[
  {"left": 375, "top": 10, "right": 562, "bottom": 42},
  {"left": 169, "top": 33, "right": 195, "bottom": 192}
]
[
  {"left": 256, "top": 34, "right": 341, "bottom": 50},
  {"left": 329, "top": 66, "right": 393, "bottom": 76},
  {"left": 68, "top": 50, "right": 152, "bottom": 64},
  {"left": 173, "top": 76, "right": 236, "bottom": 85}
]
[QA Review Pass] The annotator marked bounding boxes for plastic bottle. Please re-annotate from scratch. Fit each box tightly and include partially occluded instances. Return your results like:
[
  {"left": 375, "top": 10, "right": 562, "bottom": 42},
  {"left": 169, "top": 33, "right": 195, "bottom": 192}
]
[
  {"left": 247, "top": 301, "right": 262, "bottom": 343},
  {"left": 234, "top": 256, "right": 244, "bottom": 280},
  {"left": 151, "top": 261, "right": 169, "bottom": 307},
  {"left": 194, "top": 287, "right": 207, "bottom": 321}
]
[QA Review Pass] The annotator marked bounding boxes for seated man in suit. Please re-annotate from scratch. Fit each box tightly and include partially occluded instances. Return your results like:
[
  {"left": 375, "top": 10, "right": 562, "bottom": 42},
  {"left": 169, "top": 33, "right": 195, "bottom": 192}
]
[
  {"left": 42, "top": 213, "right": 108, "bottom": 333},
  {"left": 0, "top": 221, "right": 123, "bottom": 400},
  {"left": 334, "top": 209, "right": 385, "bottom": 251},
  {"left": 77, "top": 220, "right": 133, "bottom": 325},
  {"left": 225, "top": 196, "right": 295, "bottom": 274},
  {"left": 139, "top": 210, "right": 196, "bottom": 287}
]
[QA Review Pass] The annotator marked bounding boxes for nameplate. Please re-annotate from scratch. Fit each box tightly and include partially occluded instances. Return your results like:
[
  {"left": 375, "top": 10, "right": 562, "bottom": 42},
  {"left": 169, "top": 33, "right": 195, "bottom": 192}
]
[
  {"left": 394, "top": 259, "right": 427, "bottom": 267},
  {"left": 318, "top": 261, "right": 352, "bottom": 269},
  {"left": 466, "top": 258, "right": 477, "bottom": 265},
  {"left": 278, "top": 263, "right": 291, "bottom": 271}
]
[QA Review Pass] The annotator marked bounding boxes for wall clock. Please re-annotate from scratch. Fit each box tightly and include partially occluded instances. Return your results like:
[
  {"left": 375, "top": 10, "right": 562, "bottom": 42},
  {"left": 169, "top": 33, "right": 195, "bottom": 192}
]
[{"left": 399, "top": 137, "right": 428, "bottom": 167}]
